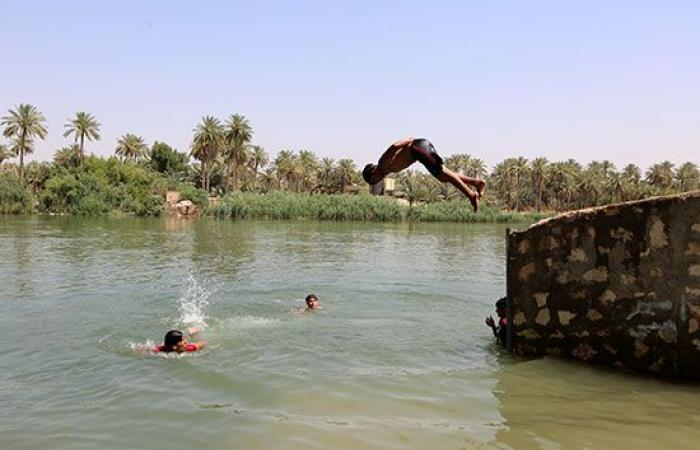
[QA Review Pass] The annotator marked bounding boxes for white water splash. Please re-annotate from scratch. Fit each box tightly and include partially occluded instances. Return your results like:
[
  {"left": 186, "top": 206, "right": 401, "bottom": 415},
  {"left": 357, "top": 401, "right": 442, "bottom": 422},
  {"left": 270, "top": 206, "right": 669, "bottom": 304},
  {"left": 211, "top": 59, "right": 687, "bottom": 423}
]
[
  {"left": 177, "top": 275, "right": 211, "bottom": 327},
  {"left": 128, "top": 339, "right": 156, "bottom": 353}
]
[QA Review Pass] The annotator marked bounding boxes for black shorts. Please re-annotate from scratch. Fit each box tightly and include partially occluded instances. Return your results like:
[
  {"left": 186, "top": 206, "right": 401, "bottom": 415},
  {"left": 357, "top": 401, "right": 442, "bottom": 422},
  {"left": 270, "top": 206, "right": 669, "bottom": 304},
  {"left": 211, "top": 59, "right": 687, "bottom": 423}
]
[{"left": 410, "top": 139, "right": 444, "bottom": 178}]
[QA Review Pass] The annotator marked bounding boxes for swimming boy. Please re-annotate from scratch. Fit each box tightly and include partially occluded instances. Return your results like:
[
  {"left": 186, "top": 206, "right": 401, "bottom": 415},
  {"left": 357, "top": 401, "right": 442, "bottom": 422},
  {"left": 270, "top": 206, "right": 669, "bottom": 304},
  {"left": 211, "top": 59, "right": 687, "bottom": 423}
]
[
  {"left": 362, "top": 137, "right": 485, "bottom": 211},
  {"left": 296, "top": 294, "right": 321, "bottom": 314},
  {"left": 485, "top": 297, "right": 508, "bottom": 347},
  {"left": 153, "top": 327, "right": 207, "bottom": 353}
]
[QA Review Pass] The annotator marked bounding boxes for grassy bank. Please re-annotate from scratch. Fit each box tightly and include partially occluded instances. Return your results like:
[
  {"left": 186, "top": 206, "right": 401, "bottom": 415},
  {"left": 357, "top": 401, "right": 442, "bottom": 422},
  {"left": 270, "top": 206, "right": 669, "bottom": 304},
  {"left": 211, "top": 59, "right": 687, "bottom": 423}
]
[
  {"left": 0, "top": 155, "right": 549, "bottom": 223},
  {"left": 208, "top": 192, "right": 548, "bottom": 223}
]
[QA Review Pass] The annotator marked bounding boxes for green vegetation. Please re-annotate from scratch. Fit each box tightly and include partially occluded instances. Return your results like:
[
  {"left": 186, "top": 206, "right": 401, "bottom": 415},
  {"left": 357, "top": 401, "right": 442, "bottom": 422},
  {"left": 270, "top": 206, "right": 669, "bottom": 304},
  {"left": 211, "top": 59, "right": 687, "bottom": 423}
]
[
  {"left": 1, "top": 104, "right": 48, "bottom": 182},
  {"left": 0, "top": 102, "right": 698, "bottom": 222},
  {"left": 0, "top": 173, "right": 32, "bottom": 214},
  {"left": 209, "top": 192, "right": 544, "bottom": 223},
  {"left": 63, "top": 111, "right": 101, "bottom": 164},
  {"left": 211, "top": 192, "right": 404, "bottom": 221}
]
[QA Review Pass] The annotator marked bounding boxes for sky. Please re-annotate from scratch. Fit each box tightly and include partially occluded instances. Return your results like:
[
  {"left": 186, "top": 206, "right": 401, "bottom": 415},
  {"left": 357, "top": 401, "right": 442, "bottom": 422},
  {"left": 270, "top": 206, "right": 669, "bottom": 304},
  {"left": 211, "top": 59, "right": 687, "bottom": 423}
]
[{"left": 1, "top": 0, "right": 698, "bottom": 172}]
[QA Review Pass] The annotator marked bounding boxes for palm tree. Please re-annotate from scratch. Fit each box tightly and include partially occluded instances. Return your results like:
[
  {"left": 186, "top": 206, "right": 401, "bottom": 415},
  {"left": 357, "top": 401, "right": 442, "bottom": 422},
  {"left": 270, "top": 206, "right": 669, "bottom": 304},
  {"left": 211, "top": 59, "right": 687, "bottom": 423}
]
[
  {"left": 25, "top": 161, "right": 52, "bottom": 196},
  {"left": 443, "top": 155, "right": 463, "bottom": 173},
  {"left": 676, "top": 162, "right": 699, "bottom": 192},
  {"left": 223, "top": 114, "right": 253, "bottom": 191},
  {"left": 248, "top": 145, "right": 269, "bottom": 174},
  {"left": 600, "top": 160, "right": 616, "bottom": 177},
  {"left": 191, "top": 116, "right": 224, "bottom": 192},
  {"left": 646, "top": 161, "right": 676, "bottom": 193},
  {"left": 298, "top": 150, "right": 319, "bottom": 192},
  {"left": 0, "top": 143, "right": 12, "bottom": 165},
  {"left": 507, "top": 157, "right": 530, "bottom": 211},
  {"left": 1, "top": 104, "right": 48, "bottom": 182},
  {"left": 336, "top": 158, "right": 358, "bottom": 193},
  {"left": 274, "top": 150, "right": 299, "bottom": 191},
  {"left": 547, "top": 161, "right": 579, "bottom": 211},
  {"left": 247, "top": 145, "right": 269, "bottom": 190},
  {"left": 605, "top": 172, "right": 626, "bottom": 203},
  {"left": 63, "top": 112, "right": 101, "bottom": 164},
  {"left": 260, "top": 168, "right": 279, "bottom": 192},
  {"left": 619, "top": 164, "right": 642, "bottom": 201},
  {"left": 54, "top": 144, "right": 82, "bottom": 169},
  {"left": 317, "top": 157, "right": 336, "bottom": 192},
  {"left": 530, "top": 157, "right": 549, "bottom": 211},
  {"left": 398, "top": 171, "right": 425, "bottom": 206},
  {"left": 577, "top": 168, "right": 605, "bottom": 207},
  {"left": 115, "top": 134, "right": 148, "bottom": 162},
  {"left": 622, "top": 164, "right": 641, "bottom": 182},
  {"left": 465, "top": 157, "right": 487, "bottom": 179}
]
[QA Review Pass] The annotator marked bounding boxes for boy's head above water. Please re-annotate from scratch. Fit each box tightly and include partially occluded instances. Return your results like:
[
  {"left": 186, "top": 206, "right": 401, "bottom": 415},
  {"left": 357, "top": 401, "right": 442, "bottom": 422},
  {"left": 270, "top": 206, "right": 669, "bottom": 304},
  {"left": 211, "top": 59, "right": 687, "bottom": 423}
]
[
  {"left": 163, "top": 330, "right": 186, "bottom": 352},
  {"left": 495, "top": 297, "right": 507, "bottom": 318},
  {"left": 153, "top": 328, "right": 205, "bottom": 353},
  {"left": 305, "top": 294, "right": 320, "bottom": 309}
]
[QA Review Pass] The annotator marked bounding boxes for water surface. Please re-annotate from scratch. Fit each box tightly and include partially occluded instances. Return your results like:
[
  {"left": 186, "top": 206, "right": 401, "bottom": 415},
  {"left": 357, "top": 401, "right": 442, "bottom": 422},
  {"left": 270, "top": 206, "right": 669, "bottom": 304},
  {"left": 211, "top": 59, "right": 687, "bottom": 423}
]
[{"left": 1, "top": 216, "right": 698, "bottom": 449}]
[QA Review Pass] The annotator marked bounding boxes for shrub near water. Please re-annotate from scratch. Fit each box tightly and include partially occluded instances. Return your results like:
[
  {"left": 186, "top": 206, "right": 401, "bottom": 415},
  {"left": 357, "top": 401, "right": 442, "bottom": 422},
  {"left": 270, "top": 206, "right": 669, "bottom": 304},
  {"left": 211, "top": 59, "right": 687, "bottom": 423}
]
[
  {"left": 40, "top": 157, "right": 166, "bottom": 216},
  {"left": 178, "top": 184, "right": 209, "bottom": 208},
  {"left": 0, "top": 174, "right": 33, "bottom": 214}
]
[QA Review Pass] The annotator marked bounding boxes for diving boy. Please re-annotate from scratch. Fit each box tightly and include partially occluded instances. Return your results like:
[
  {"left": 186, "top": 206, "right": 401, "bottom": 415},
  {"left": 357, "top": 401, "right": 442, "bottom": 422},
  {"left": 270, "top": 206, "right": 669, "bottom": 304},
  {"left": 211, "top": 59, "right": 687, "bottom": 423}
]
[{"left": 362, "top": 137, "right": 485, "bottom": 211}]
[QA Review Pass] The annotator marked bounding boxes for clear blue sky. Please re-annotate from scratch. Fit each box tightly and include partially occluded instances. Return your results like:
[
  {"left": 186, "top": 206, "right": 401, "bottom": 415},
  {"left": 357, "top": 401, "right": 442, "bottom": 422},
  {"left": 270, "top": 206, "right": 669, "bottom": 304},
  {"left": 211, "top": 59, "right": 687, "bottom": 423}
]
[{"left": 1, "top": 0, "right": 698, "bottom": 171}]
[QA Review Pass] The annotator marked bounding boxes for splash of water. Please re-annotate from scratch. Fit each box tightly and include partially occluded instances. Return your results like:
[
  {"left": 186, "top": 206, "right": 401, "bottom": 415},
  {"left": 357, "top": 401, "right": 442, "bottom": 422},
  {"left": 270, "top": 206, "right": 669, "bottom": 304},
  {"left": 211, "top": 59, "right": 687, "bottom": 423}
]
[
  {"left": 177, "top": 275, "right": 211, "bottom": 327},
  {"left": 128, "top": 339, "right": 156, "bottom": 353}
]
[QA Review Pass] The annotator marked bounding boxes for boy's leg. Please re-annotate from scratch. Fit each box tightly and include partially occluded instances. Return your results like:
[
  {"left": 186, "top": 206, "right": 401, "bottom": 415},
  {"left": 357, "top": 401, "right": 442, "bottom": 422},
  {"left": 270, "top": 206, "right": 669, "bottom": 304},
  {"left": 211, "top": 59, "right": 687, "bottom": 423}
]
[
  {"left": 438, "top": 169, "right": 479, "bottom": 212},
  {"left": 458, "top": 174, "right": 486, "bottom": 197}
]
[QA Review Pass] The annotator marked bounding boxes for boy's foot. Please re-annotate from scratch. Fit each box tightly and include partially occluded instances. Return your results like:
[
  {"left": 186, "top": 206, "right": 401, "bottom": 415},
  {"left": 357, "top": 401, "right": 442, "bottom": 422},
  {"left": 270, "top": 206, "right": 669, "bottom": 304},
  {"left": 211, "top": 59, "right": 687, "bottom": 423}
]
[
  {"left": 469, "top": 193, "right": 479, "bottom": 213},
  {"left": 475, "top": 179, "right": 486, "bottom": 198}
]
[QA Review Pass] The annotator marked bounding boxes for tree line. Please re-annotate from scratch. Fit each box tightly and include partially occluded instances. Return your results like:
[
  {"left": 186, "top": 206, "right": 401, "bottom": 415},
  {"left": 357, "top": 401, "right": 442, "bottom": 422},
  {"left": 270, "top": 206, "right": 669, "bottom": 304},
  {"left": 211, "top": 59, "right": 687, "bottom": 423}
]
[{"left": 1, "top": 103, "right": 698, "bottom": 214}]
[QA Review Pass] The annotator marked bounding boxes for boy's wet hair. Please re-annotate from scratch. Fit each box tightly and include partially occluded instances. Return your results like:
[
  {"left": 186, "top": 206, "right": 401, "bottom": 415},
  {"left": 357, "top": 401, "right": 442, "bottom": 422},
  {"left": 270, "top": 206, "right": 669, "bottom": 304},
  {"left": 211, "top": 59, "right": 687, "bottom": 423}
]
[
  {"left": 305, "top": 294, "right": 318, "bottom": 304},
  {"left": 495, "top": 297, "right": 507, "bottom": 309},
  {"left": 164, "top": 330, "right": 184, "bottom": 349},
  {"left": 362, "top": 163, "right": 377, "bottom": 183}
]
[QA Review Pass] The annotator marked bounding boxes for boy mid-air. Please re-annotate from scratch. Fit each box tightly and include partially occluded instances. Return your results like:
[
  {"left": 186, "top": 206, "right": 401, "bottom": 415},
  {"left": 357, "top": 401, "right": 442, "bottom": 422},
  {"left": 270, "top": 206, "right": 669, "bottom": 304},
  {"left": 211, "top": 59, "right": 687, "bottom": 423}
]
[{"left": 362, "top": 137, "right": 485, "bottom": 212}]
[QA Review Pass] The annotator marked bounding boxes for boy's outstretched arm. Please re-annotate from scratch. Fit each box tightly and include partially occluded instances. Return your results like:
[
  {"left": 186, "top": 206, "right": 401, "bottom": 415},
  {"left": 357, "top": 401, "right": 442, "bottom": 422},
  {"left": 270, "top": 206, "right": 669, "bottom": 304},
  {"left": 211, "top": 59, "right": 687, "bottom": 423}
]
[{"left": 191, "top": 340, "right": 208, "bottom": 350}]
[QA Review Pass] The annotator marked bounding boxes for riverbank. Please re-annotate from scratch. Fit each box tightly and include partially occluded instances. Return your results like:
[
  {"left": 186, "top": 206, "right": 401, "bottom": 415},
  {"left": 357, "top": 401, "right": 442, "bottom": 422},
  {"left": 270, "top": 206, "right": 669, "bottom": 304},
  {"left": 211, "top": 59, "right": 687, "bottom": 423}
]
[{"left": 209, "top": 192, "right": 549, "bottom": 223}]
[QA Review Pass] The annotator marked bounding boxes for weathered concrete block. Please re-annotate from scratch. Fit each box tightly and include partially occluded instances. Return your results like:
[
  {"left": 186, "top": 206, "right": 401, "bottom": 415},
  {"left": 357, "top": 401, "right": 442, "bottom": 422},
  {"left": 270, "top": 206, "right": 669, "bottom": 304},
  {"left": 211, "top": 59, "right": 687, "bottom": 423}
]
[{"left": 507, "top": 191, "right": 700, "bottom": 380}]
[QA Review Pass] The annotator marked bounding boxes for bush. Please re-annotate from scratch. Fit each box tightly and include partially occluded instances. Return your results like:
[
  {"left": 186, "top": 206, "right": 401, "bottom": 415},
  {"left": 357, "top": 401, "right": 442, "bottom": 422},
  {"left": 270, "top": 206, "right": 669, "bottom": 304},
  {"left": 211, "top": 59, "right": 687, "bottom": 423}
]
[
  {"left": 149, "top": 141, "right": 188, "bottom": 176},
  {"left": 0, "top": 174, "right": 32, "bottom": 214},
  {"left": 133, "top": 194, "right": 164, "bottom": 217},
  {"left": 37, "top": 157, "right": 167, "bottom": 217},
  {"left": 41, "top": 172, "right": 113, "bottom": 215},
  {"left": 178, "top": 184, "right": 209, "bottom": 208},
  {"left": 76, "top": 193, "right": 110, "bottom": 216}
]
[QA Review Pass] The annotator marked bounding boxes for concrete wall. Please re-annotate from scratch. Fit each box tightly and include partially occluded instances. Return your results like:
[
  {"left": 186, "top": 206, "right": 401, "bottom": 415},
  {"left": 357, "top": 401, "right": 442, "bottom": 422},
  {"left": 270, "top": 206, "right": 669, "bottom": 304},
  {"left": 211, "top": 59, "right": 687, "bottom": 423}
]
[{"left": 506, "top": 191, "right": 700, "bottom": 379}]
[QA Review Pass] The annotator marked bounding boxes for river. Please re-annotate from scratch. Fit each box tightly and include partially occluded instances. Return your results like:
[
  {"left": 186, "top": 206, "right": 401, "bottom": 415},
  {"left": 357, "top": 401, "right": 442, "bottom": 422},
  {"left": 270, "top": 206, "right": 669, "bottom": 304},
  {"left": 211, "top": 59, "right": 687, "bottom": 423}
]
[{"left": 1, "top": 216, "right": 698, "bottom": 450}]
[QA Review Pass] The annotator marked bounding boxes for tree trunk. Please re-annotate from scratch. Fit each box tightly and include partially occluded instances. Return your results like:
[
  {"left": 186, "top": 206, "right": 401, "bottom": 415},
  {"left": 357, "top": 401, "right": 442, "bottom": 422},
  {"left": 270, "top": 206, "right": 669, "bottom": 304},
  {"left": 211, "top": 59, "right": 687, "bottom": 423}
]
[
  {"left": 80, "top": 134, "right": 85, "bottom": 165},
  {"left": 233, "top": 158, "right": 239, "bottom": 191},
  {"left": 202, "top": 161, "right": 207, "bottom": 193},
  {"left": 19, "top": 148, "right": 24, "bottom": 182},
  {"left": 18, "top": 132, "right": 26, "bottom": 183}
]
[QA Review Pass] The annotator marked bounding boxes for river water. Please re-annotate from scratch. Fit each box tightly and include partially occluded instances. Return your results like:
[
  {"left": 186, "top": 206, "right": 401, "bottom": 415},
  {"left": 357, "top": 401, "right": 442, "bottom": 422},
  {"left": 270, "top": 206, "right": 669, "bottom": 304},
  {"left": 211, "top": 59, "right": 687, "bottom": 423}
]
[{"left": 1, "top": 216, "right": 698, "bottom": 450}]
